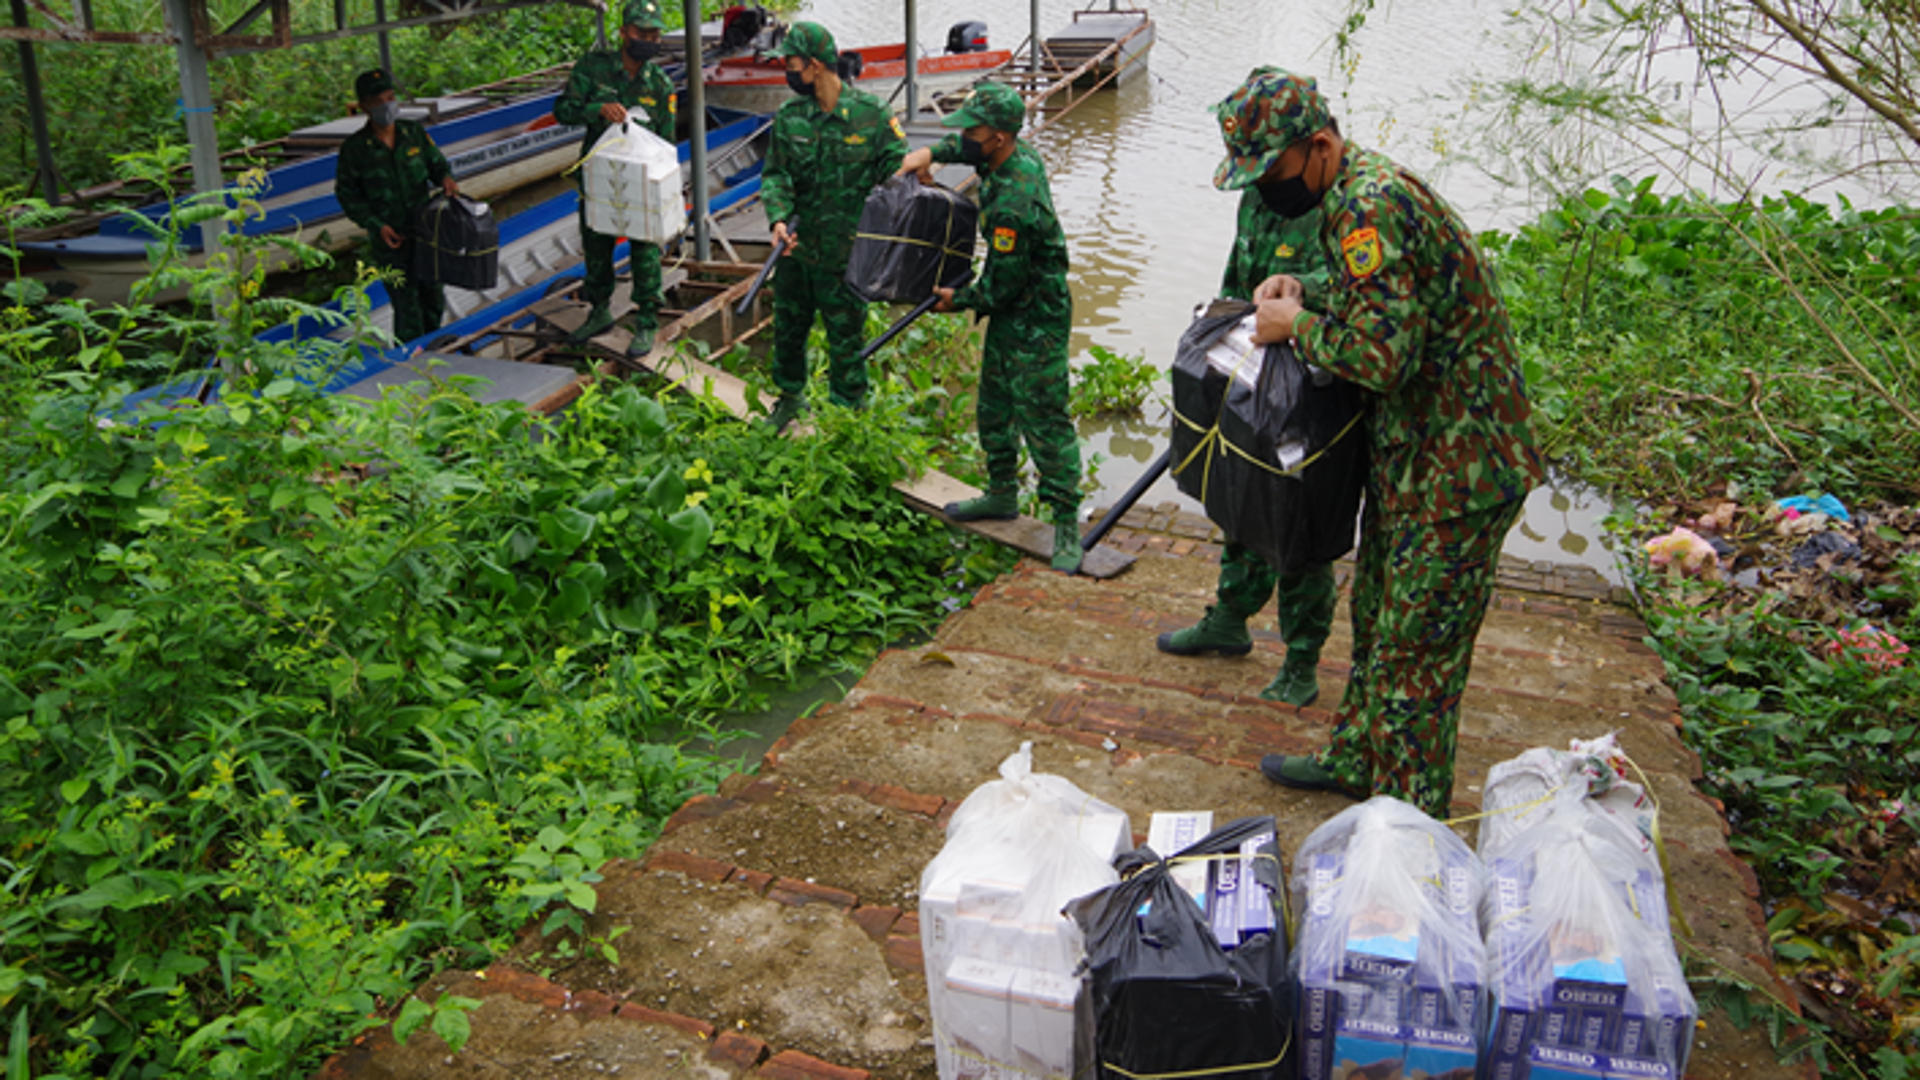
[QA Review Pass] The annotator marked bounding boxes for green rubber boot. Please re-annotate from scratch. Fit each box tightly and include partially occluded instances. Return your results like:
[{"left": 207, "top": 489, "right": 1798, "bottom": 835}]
[
  {"left": 767, "top": 394, "right": 808, "bottom": 433},
  {"left": 1051, "top": 519, "right": 1084, "bottom": 574},
  {"left": 569, "top": 303, "right": 615, "bottom": 343},
  {"left": 1259, "top": 655, "right": 1321, "bottom": 707},
  {"left": 943, "top": 490, "right": 1018, "bottom": 522},
  {"left": 625, "top": 323, "right": 658, "bottom": 358},
  {"left": 1155, "top": 605, "right": 1254, "bottom": 657}
]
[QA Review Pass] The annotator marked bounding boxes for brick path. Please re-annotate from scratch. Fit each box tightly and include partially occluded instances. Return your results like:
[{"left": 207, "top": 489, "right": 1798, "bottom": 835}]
[{"left": 319, "top": 525, "right": 1808, "bottom": 1080}]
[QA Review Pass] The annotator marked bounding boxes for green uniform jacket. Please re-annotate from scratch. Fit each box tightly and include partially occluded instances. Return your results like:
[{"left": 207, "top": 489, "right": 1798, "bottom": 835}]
[
  {"left": 1294, "top": 146, "right": 1545, "bottom": 522},
  {"left": 1221, "top": 192, "right": 1329, "bottom": 307},
  {"left": 929, "top": 136, "right": 1069, "bottom": 321},
  {"left": 760, "top": 87, "right": 905, "bottom": 268},
  {"left": 336, "top": 120, "right": 451, "bottom": 238},
  {"left": 554, "top": 50, "right": 676, "bottom": 159}
]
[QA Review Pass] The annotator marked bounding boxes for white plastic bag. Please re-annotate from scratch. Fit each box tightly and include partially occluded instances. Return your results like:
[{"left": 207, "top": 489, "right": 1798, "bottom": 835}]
[
  {"left": 1480, "top": 737, "right": 1696, "bottom": 1079},
  {"left": 1291, "top": 797, "right": 1486, "bottom": 1080},
  {"left": 919, "top": 742, "right": 1128, "bottom": 1080},
  {"left": 580, "top": 120, "right": 684, "bottom": 243}
]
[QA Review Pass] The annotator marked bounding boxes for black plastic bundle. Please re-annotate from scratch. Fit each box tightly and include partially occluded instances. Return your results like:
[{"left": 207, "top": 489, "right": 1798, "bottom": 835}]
[
  {"left": 1065, "top": 816, "right": 1292, "bottom": 1080},
  {"left": 844, "top": 174, "right": 977, "bottom": 303},
  {"left": 412, "top": 195, "right": 499, "bottom": 290},
  {"left": 1168, "top": 300, "right": 1367, "bottom": 575}
]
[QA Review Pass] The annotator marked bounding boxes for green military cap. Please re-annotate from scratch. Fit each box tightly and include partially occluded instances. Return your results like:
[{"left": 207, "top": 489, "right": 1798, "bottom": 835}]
[
  {"left": 941, "top": 81, "right": 1024, "bottom": 134},
  {"left": 1211, "top": 66, "right": 1332, "bottom": 190},
  {"left": 622, "top": 0, "right": 666, "bottom": 30},
  {"left": 354, "top": 68, "right": 395, "bottom": 102},
  {"left": 767, "top": 21, "right": 838, "bottom": 66}
]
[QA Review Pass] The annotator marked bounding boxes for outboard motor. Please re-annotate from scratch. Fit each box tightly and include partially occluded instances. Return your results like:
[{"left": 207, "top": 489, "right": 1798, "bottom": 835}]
[
  {"left": 946, "top": 21, "right": 989, "bottom": 54},
  {"left": 719, "top": 6, "right": 768, "bottom": 52}
]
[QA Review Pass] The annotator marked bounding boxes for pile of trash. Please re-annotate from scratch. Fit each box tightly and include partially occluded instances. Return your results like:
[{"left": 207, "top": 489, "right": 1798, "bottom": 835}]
[
  {"left": 1640, "top": 490, "right": 1917, "bottom": 662},
  {"left": 920, "top": 736, "right": 1694, "bottom": 1080}
]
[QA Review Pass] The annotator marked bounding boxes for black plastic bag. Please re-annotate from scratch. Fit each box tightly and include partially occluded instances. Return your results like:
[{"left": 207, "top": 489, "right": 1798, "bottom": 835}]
[
  {"left": 1065, "top": 816, "right": 1291, "bottom": 1080},
  {"left": 413, "top": 194, "right": 499, "bottom": 290},
  {"left": 1168, "top": 300, "right": 1367, "bottom": 575},
  {"left": 844, "top": 174, "right": 977, "bottom": 303}
]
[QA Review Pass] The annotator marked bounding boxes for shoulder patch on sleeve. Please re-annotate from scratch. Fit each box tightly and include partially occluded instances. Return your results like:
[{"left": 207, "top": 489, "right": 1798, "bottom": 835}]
[
  {"left": 889, "top": 116, "right": 905, "bottom": 140},
  {"left": 991, "top": 226, "right": 1017, "bottom": 253},
  {"left": 1340, "top": 226, "right": 1382, "bottom": 279}
]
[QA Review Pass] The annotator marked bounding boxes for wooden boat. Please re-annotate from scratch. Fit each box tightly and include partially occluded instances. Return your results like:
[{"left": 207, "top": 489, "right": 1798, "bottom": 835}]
[{"left": 700, "top": 42, "right": 1013, "bottom": 115}]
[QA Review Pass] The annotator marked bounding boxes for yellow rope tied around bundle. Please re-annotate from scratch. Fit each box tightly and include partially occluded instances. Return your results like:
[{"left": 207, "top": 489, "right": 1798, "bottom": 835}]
[
  {"left": 854, "top": 185, "right": 973, "bottom": 278},
  {"left": 1168, "top": 331, "right": 1363, "bottom": 503}
]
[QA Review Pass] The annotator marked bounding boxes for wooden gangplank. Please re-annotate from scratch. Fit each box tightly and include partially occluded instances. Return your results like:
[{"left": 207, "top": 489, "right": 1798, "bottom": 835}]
[{"left": 532, "top": 274, "right": 1136, "bottom": 579}]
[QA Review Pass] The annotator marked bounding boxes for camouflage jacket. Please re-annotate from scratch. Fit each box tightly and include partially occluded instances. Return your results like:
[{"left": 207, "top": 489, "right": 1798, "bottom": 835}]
[
  {"left": 1221, "top": 192, "right": 1330, "bottom": 308},
  {"left": 1294, "top": 145, "right": 1545, "bottom": 522},
  {"left": 335, "top": 119, "right": 450, "bottom": 238},
  {"left": 760, "top": 87, "right": 906, "bottom": 268},
  {"left": 553, "top": 49, "right": 676, "bottom": 157},
  {"left": 930, "top": 136, "right": 1069, "bottom": 321}
]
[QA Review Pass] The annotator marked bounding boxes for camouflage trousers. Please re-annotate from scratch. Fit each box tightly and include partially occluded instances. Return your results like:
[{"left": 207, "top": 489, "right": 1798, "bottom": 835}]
[
  {"left": 366, "top": 237, "right": 444, "bottom": 346},
  {"left": 577, "top": 197, "right": 662, "bottom": 336},
  {"left": 1215, "top": 542, "right": 1336, "bottom": 666},
  {"left": 978, "top": 311, "right": 1081, "bottom": 520},
  {"left": 1318, "top": 498, "right": 1524, "bottom": 819},
  {"left": 771, "top": 256, "right": 870, "bottom": 407}
]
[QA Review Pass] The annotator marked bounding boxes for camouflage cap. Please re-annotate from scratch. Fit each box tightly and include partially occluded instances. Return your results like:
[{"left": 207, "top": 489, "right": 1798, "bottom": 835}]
[
  {"left": 621, "top": 0, "right": 667, "bottom": 30},
  {"left": 1211, "top": 66, "right": 1332, "bottom": 190},
  {"left": 767, "top": 21, "right": 838, "bottom": 66},
  {"left": 354, "top": 68, "right": 394, "bottom": 102},
  {"left": 941, "top": 81, "right": 1024, "bottom": 134}
]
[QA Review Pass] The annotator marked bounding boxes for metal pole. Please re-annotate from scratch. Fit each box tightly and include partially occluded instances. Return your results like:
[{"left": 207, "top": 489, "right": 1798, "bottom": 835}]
[
  {"left": 903, "top": 0, "right": 917, "bottom": 117},
  {"left": 11, "top": 0, "right": 63, "bottom": 203},
  {"left": 684, "top": 0, "right": 708, "bottom": 260},
  {"left": 162, "top": 0, "right": 225, "bottom": 256},
  {"left": 1030, "top": 0, "right": 1040, "bottom": 76},
  {"left": 1080, "top": 449, "right": 1170, "bottom": 551},
  {"left": 374, "top": 0, "right": 392, "bottom": 80}
]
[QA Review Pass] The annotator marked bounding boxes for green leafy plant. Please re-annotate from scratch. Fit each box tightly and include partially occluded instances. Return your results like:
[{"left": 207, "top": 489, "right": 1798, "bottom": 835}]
[{"left": 1070, "top": 344, "right": 1162, "bottom": 419}]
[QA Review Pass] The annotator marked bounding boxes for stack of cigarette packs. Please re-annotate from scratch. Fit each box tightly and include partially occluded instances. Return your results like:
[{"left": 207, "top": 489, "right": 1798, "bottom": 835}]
[
  {"left": 1482, "top": 857, "right": 1695, "bottom": 1080},
  {"left": 1297, "top": 846, "right": 1484, "bottom": 1080},
  {"left": 1142, "top": 812, "right": 1279, "bottom": 949}
]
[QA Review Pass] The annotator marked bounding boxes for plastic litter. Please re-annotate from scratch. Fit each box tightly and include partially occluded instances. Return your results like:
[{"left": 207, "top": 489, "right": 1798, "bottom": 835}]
[
  {"left": 578, "top": 120, "right": 685, "bottom": 243},
  {"left": 1775, "top": 493, "right": 1850, "bottom": 523},
  {"left": 1291, "top": 797, "right": 1485, "bottom": 1080},
  {"left": 1067, "top": 816, "right": 1290, "bottom": 1080},
  {"left": 919, "top": 743, "right": 1127, "bottom": 1080},
  {"left": 1168, "top": 300, "right": 1367, "bottom": 575},
  {"left": 1790, "top": 531, "right": 1862, "bottom": 570},
  {"left": 1642, "top": 527, "right": 1718, "bottom": 578},
  {"left": 412, "top": 195, "right": 499, "bottom": 290},
  {"left": 844, "top": 174, "right": 978, "bottom": 303},
  {"left": 1480, "top": 736, "right": 1695, "bottom": 1080}
]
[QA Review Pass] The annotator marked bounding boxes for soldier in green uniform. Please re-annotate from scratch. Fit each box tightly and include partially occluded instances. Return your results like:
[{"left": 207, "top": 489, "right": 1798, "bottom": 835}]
[
  {"left": 759, "top": 22, "right": 908, "bottom": 430},
  {"left": 553, "top": 0, "right": 677, "bottom": 355},
  {"left": 1218, "top": 68, "right": 1547, "bottom": 818},
  {"left": 336, "top": 69, "right": 457, "bottom": 345},
  {"left": 898, "top": 82, "right": 1085, "bottom": 573},
  {"left": 1154, "top": 95, "right": 1345, "bottom": 707}
]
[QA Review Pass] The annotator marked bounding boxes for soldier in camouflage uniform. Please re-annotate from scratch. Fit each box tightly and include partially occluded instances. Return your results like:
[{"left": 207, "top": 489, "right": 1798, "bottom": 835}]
[
  {"left": 1155, "top": 97, "right": 1346, "bottom": 707},
  {"left": 760, "top": 22, "right": 907, "bottom": 430},
  {"left": 1217, "top": 68, "right": 1547, "bottom": 818},
  {"left": 898, "top": 82, "right": 1084, "bottom": 573},
  {"left": 553, "top": 0, "right": 677, "bottom": 355},
  {"left": 336, "top": 69, "right": 457, "bottom": 345}
]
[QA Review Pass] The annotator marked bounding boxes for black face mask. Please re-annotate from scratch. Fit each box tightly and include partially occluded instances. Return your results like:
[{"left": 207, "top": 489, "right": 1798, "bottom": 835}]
[
  {"left": 1256, "top": 146, "right": 1323, "bottom": 220},
  {"left": 626, "top": 40, "right": 661, "bottom": 63},
  {"left": 960, "top": 135, "right": 992, "bottom": 165},
  {"left": 785, "top": 70, "right": 815, "bottom": 97}
]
